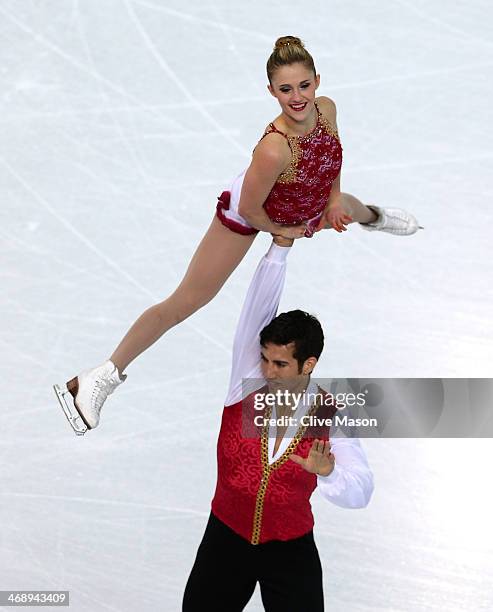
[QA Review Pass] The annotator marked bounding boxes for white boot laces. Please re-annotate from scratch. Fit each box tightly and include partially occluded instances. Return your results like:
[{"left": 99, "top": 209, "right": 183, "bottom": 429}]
[{"left": 92, "top": 377, "right": 115, "bottom": 412}]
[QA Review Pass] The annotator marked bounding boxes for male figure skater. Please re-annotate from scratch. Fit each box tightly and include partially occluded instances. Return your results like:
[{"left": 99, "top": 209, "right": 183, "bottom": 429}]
[{"left": 182, "top": 235, "right": 374, "bottom": 612}]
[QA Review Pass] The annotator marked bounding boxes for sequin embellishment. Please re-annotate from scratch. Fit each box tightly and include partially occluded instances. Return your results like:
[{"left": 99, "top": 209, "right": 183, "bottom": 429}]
[{"left": 255, "top": 101, "right": 344, "bottom": 225}]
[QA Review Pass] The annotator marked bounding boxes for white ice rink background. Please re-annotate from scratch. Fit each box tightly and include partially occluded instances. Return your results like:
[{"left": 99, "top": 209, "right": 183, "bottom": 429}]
[{"left": 1, "top": 0, "right": 492, "bottom": 610}]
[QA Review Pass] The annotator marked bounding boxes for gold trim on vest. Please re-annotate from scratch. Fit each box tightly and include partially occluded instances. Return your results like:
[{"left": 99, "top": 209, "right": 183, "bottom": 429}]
[{"left": 250, "top": 400, "right": 321, "bottom": 545}]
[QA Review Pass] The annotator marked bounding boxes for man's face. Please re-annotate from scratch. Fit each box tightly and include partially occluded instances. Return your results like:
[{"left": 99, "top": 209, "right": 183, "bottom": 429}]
[
  {"left": 260, "top": 341, "right": 319, "bottom": 397},
  {"left": 260, "top": 341, "right": 301, "bottom": 382}
]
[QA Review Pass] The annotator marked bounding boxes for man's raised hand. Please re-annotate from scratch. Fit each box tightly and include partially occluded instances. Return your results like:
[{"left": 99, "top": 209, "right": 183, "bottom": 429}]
[{"left": 289, "top": 439, "right": 335, "bottom": 477}]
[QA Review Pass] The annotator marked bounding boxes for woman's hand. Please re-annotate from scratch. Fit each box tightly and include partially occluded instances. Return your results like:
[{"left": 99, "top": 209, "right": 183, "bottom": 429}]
[
  {"left": 274, "top": 223, "right": 307, "bottom": 240},
  {"left": 323, "top": 202, "right": 353, "bottom": 233},
  {"left": 272, "top": 235, "right": 294, "bottom": 247}
]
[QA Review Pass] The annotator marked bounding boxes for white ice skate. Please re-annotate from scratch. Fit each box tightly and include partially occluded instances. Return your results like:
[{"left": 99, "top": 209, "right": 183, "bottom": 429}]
[
  {"left": 360, "top": 205, "right": 423, "bottom": 236},
  {"left": 53, "top": 360, "right": 127, "bottom": 435}
]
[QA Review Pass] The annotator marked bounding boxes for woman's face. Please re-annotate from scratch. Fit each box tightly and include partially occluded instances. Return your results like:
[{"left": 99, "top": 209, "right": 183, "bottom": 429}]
[{"left": 268, "top": 62, "right": 320, "bottom": 121}]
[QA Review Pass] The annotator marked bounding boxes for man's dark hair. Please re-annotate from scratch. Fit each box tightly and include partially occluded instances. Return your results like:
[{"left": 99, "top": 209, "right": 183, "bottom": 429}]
[{"left": 259, "top": 309, "right": 324, "bottom": 372}]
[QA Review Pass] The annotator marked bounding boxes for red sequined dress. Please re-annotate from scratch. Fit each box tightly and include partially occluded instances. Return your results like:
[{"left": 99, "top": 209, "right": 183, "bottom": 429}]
[{"left": 216, "top": 100, "right": 343, "bottom": 237}]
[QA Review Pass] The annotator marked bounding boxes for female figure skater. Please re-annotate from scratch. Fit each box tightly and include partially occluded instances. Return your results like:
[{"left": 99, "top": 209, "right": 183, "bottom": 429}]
[{"left": 53, "top": 36, "right": 421, "bottom": 435}]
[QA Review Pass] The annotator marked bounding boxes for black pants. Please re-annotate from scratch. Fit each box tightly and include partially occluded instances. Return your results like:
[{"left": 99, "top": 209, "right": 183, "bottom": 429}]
[{"left": 182, "top": 512, "right": 324, "bottom": 612}]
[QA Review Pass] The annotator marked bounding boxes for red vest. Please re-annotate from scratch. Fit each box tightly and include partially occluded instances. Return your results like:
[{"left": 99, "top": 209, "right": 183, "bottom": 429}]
[{"left": 211, "top": 389, "right": 335, "bottom": 544}]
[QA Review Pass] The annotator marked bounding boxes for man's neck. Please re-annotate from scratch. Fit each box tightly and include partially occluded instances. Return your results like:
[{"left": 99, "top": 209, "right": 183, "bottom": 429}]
[{"left": 273, "top": 376, "right": 311, "bottom": 416}]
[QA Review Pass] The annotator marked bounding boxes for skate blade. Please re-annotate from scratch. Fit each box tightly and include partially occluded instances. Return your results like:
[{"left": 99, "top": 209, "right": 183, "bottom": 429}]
[{"left": 53, "top": 383, "right": 88, "bottom": 436}]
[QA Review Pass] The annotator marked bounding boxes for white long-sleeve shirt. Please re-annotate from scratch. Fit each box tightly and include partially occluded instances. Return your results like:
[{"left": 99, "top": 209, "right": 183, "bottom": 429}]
[{"left": 224, "top": 241, "right": 374, "bottom": 509}]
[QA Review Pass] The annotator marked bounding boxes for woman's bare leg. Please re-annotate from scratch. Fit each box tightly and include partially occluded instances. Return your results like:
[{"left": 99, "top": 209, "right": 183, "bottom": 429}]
[
  {"left": 110, "top": 216, "right": 257, "bottom": 374},
  {"left": 339, "top": 192, "right": 377, "bottom": 224}
]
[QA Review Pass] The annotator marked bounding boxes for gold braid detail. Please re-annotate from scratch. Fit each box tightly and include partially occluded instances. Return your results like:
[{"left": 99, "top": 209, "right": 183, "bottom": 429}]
[{"left": 250, "top": 400, "right": 320, "bottom": 544}]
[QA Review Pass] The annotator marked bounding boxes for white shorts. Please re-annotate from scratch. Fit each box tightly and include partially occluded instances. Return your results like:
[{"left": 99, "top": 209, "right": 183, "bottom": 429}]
[
  {"left": 215, "top": 169, "right": 257, "bottom": 235},
  {"left": 215, "top": 169, "right": 324, "bottom": 237}
]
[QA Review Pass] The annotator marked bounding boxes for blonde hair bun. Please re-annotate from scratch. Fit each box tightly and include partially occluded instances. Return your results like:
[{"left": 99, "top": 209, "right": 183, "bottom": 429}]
[
  {"left": 267, "top": 36, "right": 315, "bottom": 84},
  {"left": 274, "top": 36, "right": 304, "bottom": 51}
]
